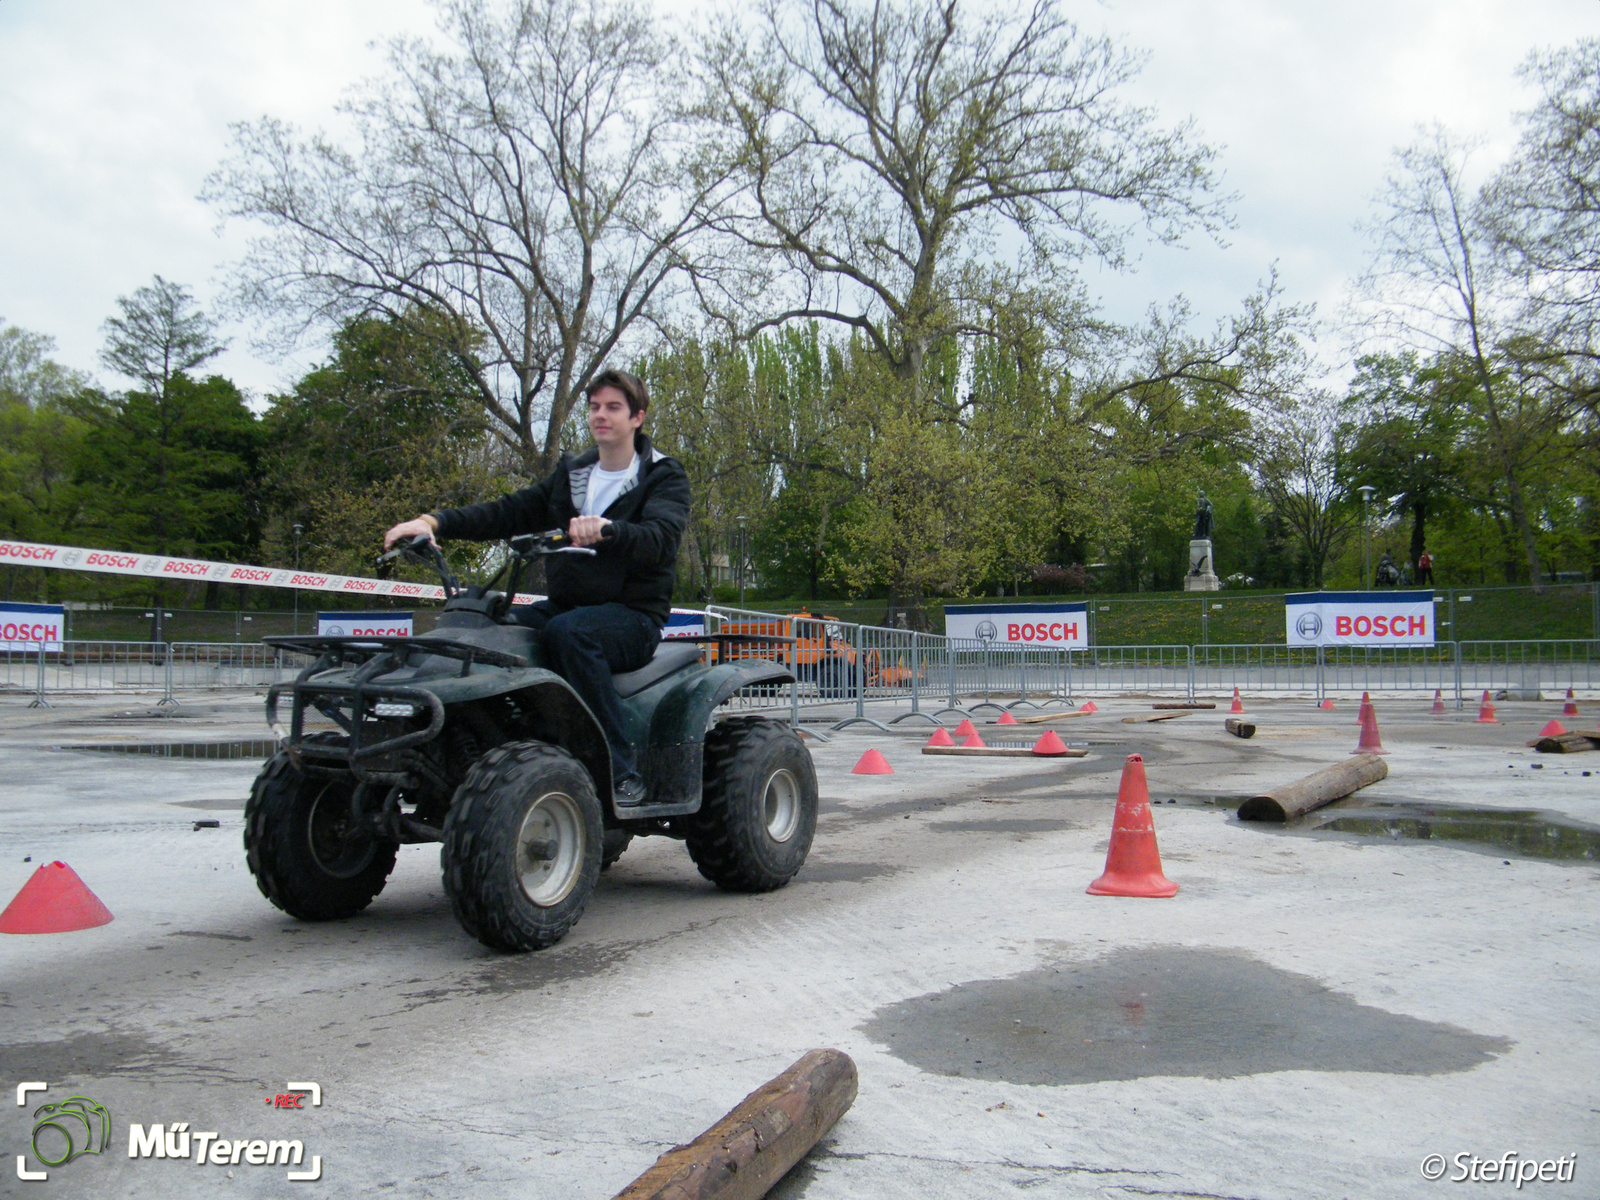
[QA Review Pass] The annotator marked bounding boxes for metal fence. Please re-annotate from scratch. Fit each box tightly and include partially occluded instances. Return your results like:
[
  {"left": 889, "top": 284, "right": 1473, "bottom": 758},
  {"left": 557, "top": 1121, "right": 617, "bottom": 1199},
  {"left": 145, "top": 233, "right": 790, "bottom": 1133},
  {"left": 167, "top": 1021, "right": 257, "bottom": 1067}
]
[{"left": 0, "top": 641, "right": 314, "bottom": 707}]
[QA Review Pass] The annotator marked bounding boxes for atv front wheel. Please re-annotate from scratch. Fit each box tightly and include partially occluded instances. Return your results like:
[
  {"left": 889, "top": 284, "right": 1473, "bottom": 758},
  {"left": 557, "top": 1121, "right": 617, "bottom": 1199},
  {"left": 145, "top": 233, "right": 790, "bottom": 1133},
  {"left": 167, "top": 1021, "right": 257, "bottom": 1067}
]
[
  {"left": 441, "top": 741, "right": 602, "bottom": 952},
  {"left": 686, "top": 718, "right": 818, "bottom": 891},
  {"left": 601, "top": 828, "right": 633, "bottom": 871},
  {"left": 244, "top": 739, "right": 398, "bottom": 921}
]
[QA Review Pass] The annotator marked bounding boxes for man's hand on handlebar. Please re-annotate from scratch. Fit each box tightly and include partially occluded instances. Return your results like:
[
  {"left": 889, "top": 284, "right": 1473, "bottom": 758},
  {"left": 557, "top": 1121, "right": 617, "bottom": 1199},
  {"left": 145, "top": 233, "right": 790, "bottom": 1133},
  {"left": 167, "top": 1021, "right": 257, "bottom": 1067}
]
[
  {"left": 567, "top": 516, "right": 612, "bottom": 547},
  {"left": 384, "top": 515, "right": 438, "bottom": 551}
]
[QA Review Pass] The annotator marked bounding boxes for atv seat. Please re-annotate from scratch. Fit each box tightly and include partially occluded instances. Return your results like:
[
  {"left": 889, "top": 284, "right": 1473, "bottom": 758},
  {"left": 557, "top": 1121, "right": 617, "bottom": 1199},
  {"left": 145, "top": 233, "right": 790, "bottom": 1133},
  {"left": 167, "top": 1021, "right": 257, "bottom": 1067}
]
[{"left": 613, "top": 640, "right": 703, "bottom": 698}]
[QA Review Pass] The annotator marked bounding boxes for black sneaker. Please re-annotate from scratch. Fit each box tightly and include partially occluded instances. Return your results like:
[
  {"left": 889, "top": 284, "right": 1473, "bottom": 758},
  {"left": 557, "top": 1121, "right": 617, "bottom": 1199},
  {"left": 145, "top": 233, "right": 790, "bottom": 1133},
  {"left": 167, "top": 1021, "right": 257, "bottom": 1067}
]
[{"left": 614, "top": 774, "right": 649, "bottom": 807}]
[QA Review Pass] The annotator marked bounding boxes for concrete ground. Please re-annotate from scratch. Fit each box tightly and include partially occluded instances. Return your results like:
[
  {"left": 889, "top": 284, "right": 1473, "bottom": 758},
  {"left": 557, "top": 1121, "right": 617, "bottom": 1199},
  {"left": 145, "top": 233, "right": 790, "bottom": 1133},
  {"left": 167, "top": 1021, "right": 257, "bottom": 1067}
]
[{"left": 0, "top": 691, "right": 1595, "bottom": 1199}]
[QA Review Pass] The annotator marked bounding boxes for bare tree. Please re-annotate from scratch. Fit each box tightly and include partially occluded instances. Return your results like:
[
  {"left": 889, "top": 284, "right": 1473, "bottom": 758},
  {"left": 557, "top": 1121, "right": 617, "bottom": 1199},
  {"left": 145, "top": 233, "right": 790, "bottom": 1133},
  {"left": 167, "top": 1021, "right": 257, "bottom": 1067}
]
[
  {"left": 207, "top": 0, "right": 731, "bottom": 474},
  {"left": 1254, "top": 391, "right": 1357, "bottom": 589},
  {"left": 698, "top": 0, "right": 1228, "bottom": 399},
  {"left": 100, "top": 277, "right": 226, "bottom": 398}
]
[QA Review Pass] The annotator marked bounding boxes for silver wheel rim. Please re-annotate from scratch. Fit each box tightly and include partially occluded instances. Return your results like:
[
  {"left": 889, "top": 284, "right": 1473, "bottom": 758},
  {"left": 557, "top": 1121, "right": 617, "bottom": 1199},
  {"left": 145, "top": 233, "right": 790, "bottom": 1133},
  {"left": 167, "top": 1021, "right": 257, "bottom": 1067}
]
[
  {"left": 516, "top": 791, "right": 584, "bottom": 907},
  {"left": 763, "top": 768, "right": 801, "bottom": 843}
]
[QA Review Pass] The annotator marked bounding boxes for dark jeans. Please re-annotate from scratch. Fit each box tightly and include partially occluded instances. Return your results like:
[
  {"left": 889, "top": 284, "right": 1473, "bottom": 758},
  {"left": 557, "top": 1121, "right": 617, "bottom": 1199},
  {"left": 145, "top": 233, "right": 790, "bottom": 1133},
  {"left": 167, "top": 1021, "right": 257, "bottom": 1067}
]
[{"left": 514, "top": 601, "right": 659, "bottom": 781}]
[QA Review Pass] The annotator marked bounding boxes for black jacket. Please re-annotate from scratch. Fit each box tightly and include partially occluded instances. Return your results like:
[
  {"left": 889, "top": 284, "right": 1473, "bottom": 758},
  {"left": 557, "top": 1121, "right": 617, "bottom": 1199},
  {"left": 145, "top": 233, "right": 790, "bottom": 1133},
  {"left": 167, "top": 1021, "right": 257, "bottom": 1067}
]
[{"left": 431, "top": 433, "right": 690, "bottom": 627}]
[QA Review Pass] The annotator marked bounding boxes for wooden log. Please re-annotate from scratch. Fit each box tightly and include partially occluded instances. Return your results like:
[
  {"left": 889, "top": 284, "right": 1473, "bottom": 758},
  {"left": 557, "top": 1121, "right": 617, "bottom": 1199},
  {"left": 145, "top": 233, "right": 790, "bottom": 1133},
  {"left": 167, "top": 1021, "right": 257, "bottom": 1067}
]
[
  {"left": 1120, "top": 711, "right": 1192, "bottom": 724},
  {"left": 1224, "top": 718, "right": 1256, "bottom": 739},
  {"left": 612, "top": 1049, "right": 857, "bottom": 1200},
  {"left": 1529, "top": 732, "right": 1600, "bottom": 754},
  {"left": 922, "top": 745, "right": 1088, "bottom": 758},
  {"left": 1236, "top": 757, "right": 1390, "bottom": 822},
  {"left": 1152, "top": 701, "right": 1216, "bottom": 710},
  {"left": 1014, "top": 709, "right": 1096, "bottom": 724}
]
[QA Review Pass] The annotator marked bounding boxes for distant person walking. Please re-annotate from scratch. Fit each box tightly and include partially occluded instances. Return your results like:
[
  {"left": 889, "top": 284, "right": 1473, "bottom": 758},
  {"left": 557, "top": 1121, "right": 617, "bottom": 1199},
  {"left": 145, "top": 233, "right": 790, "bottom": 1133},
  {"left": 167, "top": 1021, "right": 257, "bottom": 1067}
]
[{"left": 1416, "top": 550, "right": 1434, "bottom": 586}]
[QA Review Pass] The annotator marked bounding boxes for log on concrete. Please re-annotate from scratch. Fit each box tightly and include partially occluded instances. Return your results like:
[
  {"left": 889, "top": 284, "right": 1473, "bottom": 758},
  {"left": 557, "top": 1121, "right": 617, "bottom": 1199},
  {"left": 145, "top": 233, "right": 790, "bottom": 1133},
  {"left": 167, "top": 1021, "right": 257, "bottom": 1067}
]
[
  {"left": 1529, "top": 732, "right": 1600, "bottom": 753},
  {"left": 1237, "top": 756, "right": 1389, "bottom": 822},
  {"left": 1224, "top": 718, "right": 1256, "bottom": 739},
  {"left": 1120, "top": 711, "right": 1192, "bottom": 724},
  {"left": 1015, "top": 709, "right": 1095, "bottom": 724},
  {"left": 1152, "top": 701, "right": 1217, "bottom": 710},
  {"left": 922, "top": 745, "right": 1088, "bottom": 758},
  {"left": 612, "top": 1049, "right": 857, "bottom": 1200}
]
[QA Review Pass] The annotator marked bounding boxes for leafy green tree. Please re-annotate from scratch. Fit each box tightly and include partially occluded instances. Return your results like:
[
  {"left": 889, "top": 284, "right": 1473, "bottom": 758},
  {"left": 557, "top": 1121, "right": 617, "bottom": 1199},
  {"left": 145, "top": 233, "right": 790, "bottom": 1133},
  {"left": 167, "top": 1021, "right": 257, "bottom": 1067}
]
[{"left": 99, "top": 277, "right": 226, "bottom": 396}]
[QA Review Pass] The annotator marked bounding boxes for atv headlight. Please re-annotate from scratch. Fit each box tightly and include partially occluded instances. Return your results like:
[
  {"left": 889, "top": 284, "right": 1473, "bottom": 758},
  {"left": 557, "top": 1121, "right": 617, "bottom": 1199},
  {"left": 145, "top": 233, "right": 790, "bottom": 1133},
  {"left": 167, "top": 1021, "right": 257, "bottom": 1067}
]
[{"left": 371, "top": 701, "right": 418, "bottom": 718}]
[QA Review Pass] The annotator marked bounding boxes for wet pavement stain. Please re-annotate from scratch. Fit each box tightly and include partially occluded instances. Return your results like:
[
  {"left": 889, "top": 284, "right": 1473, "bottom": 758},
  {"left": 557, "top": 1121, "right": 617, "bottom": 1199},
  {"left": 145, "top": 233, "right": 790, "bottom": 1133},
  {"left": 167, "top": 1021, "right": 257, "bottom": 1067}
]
[
  {"left": 1290, "top": 800, "right": 1600, "bottom": 863},
  {"left": 932, "top": 818, "right": 1079, "bottom": 835},
  {"left": 51, "top": 738, "right": 278, "bottom": 760},
  {"left": 799, "top": 861, "right": 903, "bottom": 883},
  {"left": 0, "top": 1029, "right": 184, "bottom": 1084},
  {"left": 862, "top": 946, "right": 1510, "bottom": 1085}
]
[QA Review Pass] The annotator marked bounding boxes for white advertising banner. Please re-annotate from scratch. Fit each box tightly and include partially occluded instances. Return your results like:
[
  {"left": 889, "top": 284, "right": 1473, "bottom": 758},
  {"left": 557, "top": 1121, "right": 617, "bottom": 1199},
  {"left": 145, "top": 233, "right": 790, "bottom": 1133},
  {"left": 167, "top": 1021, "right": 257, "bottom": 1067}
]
[
  {"left": 944, "top": 602, "right": 1089, "bottom": 649},
  {"left": 663, "top": 609, "right": 707, "bottom": 639},
  {"left": 1285, "top": 590, "right": 1437, "bottom": 647},
  {"left": 0, "top": 602, "right": 65, "bottom": 650},
  {"left": 317, "top": 611, "right": 414, "bottom": 638}
]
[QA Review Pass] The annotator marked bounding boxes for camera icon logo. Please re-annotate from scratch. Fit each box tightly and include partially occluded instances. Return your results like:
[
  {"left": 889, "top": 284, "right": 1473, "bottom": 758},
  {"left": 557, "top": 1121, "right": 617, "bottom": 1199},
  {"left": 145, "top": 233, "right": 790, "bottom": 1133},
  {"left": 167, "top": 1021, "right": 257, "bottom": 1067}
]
[{"left": 31, "top": 1096, "right": 110, "bottom": 1167}]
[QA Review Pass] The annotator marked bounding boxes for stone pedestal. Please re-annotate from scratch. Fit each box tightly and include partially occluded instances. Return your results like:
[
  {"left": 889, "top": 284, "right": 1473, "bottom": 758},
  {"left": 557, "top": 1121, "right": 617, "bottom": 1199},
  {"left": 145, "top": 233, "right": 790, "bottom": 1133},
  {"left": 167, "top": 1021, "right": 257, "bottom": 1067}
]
[{"left": 1184, "top": 538, "right": 1220, "bottom": 592}]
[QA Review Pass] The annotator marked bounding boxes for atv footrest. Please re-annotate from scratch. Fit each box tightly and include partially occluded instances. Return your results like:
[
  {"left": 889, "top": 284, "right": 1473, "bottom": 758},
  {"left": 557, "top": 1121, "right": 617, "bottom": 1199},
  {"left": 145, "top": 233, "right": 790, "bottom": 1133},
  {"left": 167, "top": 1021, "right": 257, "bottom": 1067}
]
[{"left": 616, "top": 798, "right": 700, "bottom": 821}]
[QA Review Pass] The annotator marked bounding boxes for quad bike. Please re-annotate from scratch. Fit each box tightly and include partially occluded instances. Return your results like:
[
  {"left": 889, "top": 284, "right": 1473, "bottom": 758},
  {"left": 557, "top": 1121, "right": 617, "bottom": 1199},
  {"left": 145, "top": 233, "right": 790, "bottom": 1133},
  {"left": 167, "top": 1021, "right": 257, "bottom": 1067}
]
[{"left": 244, "top": 532, "right": 817, "bottom": 952}]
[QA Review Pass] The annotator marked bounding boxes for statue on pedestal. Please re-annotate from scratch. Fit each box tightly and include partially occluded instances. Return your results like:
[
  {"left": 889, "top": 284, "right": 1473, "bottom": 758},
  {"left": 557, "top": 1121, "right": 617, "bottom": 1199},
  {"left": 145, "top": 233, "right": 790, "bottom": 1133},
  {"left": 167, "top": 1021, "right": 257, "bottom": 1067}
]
[
  {"left": 1192, "top": 491, "right": 1214, "bottom": 541},
  {"left": 1185, "top": 490, "right": 1220, "bottom": 592}
]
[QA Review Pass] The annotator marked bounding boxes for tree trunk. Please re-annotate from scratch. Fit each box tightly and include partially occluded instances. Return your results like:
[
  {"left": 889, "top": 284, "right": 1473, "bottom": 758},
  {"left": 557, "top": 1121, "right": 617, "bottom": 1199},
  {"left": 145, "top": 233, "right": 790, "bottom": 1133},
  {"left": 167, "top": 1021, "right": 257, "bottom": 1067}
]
[{"left": 1409, "top": 501, "right": 1426, "bottom": 570}]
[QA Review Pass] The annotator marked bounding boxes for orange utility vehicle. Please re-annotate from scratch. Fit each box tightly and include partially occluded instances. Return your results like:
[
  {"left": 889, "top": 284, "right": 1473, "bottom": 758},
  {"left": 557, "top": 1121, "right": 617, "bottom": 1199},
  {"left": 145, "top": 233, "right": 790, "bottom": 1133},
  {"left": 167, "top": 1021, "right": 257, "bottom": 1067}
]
[{"left": 713, "top": 609, "right": 922, "bottom": 696}]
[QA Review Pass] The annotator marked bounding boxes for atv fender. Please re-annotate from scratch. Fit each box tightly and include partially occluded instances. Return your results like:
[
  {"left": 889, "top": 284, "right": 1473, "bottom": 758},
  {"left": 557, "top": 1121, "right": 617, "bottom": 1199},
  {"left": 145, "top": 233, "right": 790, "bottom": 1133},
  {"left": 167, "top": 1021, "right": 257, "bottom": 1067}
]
[{"left": 641, "top": 660, "right": 796, "bottom": 808}]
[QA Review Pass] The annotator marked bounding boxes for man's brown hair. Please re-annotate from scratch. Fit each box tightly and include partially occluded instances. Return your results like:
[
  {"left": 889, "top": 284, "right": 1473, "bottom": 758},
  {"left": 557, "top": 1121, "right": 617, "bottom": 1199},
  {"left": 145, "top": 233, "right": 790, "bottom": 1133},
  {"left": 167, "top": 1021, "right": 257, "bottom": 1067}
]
[{"left": 585, "top": 368, "right": 649, "bottom": 417}]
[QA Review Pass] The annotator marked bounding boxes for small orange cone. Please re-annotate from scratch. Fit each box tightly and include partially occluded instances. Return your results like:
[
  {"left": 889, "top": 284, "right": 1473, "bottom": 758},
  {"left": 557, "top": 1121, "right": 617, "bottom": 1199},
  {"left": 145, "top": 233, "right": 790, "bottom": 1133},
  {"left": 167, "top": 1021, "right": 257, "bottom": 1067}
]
[
  {"left": 1432, "top": 689, "right": 1446, "bottom": 715},
  {"left": 1229, "top": 687, "right": 1244, "bottom": 715},
  {"left": 954, "top": 718, "right": 977, "bottom": 738},
  {"left": 1476, "top": 690, "right": 1499, "bottom": 724},
  {"left": 1031, "top": 730, "right": 1070, "bottom": 756},
  {"left": 996, "top": 710, "right": 1018, "bottom": 725},
  {"left": 0, "top": 862, "right": 113, "bottom": 934},
  {"left": 1079, "top": 700, "right": 1098, "bottom": 713},
  {"left": 926, "top": 726, "right": 956, "bottom": 747},
  {"left": 961, "top": 729, "right": 987, "bottom": 748},
  {"left": 852, "top": 748, "right": 893, "bottom": 775},
  {"left": 1540, "top": 718, "right": 1567, "bottom": 737},
  {"left": 1564, "top": 688, "right": 1579, "bottom": 718},
  {"left": 1318, "top": 698, "right": 1336, "bottom": 710},
  {"left": 1087, "top": 755, "right": 1178, "bottom": 898},
  {"left": 1352, "top": 704, "right": 1388, "bottom": 755}
]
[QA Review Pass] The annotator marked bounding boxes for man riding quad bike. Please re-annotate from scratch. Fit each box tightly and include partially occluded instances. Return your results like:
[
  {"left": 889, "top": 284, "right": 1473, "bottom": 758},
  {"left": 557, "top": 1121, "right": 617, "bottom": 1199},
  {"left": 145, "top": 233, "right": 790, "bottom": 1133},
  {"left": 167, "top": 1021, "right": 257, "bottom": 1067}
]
[{"left": 245, "top": 530, "right": 818, "bottom": 952}]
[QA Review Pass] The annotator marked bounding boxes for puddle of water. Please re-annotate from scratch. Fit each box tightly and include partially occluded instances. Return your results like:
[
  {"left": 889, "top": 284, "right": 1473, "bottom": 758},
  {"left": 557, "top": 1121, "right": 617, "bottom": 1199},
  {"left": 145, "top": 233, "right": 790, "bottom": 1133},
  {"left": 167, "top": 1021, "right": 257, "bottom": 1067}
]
[
  {"left": 51, "top": 739, "right": 279, "bottom": 760},
  {"left": 862, "top": 946, "right": 1509, "bottom": 1085},
  {"left": 1294, "top": 800, "right": 1600, "bottom": 863}
]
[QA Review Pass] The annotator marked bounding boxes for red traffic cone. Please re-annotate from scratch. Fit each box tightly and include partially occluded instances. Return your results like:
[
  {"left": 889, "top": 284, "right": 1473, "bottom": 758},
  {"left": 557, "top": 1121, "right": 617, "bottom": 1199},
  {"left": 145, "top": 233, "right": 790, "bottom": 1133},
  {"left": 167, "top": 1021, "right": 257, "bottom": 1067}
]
[
  {"left": 852, "top": 748, "right": 893, "bottom": 775},
  {"left": 1540, "top": 718, "right": 1567, "bottom": 737},
  {"left": 961, "top": 728, "right": 987, "bottom": 748},
  {"left": 1564, "top": 688, "right": 1579, "bottom": 718},
  {"left": 954, "top": 718, "right": 977, "bottom": 738},
  {"left": 926, "top": 726, "right": 956, "bottom": 747},
  {"left": 1079, "top": 699, "right": 1098, "bottom": 713},
  {"left": 996, "top": 710, "right": 1018, "bottom": 725},
  {"left": 0, "top": 862, "right": 113, "bottom": 934},
  {"left": 1357, "top": 691, "right": 1373, "bottom": 724},
  {"left": 1087, "top": 755, "right": 1178, "bottom": 898},
  {"left": 1318, "top": 698, "right": 1336, "bottom": 710},
  {"left": 1229, "top": 687, "right": 1244, "bottom": 715},
  {"left": 1352, "top": 704, "right": 1388, "bottom": 755},
  {"left": 1476, "top": 691, "right": 1499, "bottom": 724},
  {"left": 1031, "top": 730, "right": 1070, "bottom": 756},
  {"left": 1432, "top": 689, "right": 1446, "bottom": 715}
]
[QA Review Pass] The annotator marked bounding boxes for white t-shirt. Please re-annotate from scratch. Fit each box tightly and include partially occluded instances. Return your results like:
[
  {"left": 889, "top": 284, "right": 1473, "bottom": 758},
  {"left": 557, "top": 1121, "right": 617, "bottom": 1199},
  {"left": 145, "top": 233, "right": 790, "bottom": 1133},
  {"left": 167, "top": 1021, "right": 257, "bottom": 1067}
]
[{"left": 582, "top": 455, "right": 639, "bottom": 517}]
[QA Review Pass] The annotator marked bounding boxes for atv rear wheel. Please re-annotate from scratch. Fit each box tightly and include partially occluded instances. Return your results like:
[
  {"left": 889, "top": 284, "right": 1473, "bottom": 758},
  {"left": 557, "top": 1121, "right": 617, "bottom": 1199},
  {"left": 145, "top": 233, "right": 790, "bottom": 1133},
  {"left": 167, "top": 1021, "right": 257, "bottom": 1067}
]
[
  {"left": 441, "top": 741, "right": 602, "bottom": 952},
  {"left": 686, "top": 718, "right": 818, "bottom": 891},
  {"left": 244, "top": 739, "right": 398, "bottom": 921}
]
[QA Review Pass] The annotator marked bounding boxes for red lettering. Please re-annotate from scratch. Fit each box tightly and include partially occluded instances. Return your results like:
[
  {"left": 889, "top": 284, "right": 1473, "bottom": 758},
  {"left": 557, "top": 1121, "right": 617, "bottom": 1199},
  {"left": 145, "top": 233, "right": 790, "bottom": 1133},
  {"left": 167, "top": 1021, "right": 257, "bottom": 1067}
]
[
  {"left": 87, "top": 552, "right": 140, "bottom": 568},
  {"left": 1064, "top": 623, "right": 1077, "bottom": 640},
  {"left": 1336, "top": 615, "right": 1352, "bottom": 636},
  {"left": 342, "top": 579, "right": 377, "bottom": 591},
  {"left": 229, "top": 567, "right": 273, "bottom": 582},
  {"left": 162, "top": 560, "right": 208, "bottom": 576},
  {"left": 1409, "top": 614, "right": 1427, "bottom": 636},
  {"left": 0, "top": 543, "right": 56, "bottom": 561},
  {"left": 291, "top": 574, "right": 327, "bottom": 586},
  {"left": 1374, "top": 615, "right": 1389, "bottom": 636},
  {"left": 1353, "top": 615, "right": 1371, "bottom": 636},
  {"left": 1007, "top": 624, "right": 1020, "bottom": 640}
]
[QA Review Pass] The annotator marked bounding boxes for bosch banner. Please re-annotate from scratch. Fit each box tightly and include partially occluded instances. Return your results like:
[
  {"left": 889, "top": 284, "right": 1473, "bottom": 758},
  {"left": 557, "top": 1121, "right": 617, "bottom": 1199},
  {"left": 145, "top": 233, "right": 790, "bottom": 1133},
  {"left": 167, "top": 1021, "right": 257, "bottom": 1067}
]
[
  {"left": 0, "top": 602, "right": 65, "bottom": 650},
  {"left": 663, "top": 609, "right": 707, "bottom": 639},
  {"left": 944, "top": 602, "right": 1089, "bottom": 649},
  {"left": 1285, "top": 590, "right": 1436, "bottom": 647},
  {"left": 317, "top": 612, "right": 414, "bottom": 638}
]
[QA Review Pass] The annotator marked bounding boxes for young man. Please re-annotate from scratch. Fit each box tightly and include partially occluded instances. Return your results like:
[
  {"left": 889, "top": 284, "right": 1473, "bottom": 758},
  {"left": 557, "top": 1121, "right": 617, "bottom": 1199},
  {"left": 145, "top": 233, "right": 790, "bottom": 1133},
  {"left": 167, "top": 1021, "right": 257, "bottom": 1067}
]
[{"left": 383, "top": 369, "right": 690, "bottom": 807}]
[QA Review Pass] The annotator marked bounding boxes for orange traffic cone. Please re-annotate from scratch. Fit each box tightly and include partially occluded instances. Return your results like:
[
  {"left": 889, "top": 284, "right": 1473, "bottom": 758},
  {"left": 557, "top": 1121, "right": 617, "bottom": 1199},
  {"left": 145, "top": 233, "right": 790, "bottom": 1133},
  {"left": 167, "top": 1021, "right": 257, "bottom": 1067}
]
[
  {"left": 1352, "top": 704, "right": 1388, "bottom": 755},
  {"left": 996, "top": 710, "right": 1018, "bottom": 725},
  {"left": 1318, "top": 698, "right": 1336, "bottom": 710},
  {"left": 1563, "top": 688, "right": 1579, "bottom": 718},
  {"left": 1476, "top": 691, "right": 1499, "bottom": 724},
  {"left": 1031, "top": 730, "right": 1070, "bottom": 756},
  {"left": 1357, "top": 691, "right": 1373, "bottom": 724},
  {"left": 954, "top": 718, "right": 977, "bottom": 739},
  {"left": 0, "top": 862, "right": 113, "bottom": 934},
  {"left": 926, "top": 726, "right": 956, "bottom": 747},
  {"left": 1432, "top": 689, "right": 1446, "bottom": 715},
  {"left": 1087, "top": 755, "right": 1178, "bottom": 898},
  {"left": 1229, "top": 687, "right": 1245, "bottom": 715},
  {"left": 852, "top": 748, "right": 893, "bottom": 774},
  {"left": 1079, "top": 699, "right": 1098, "bottom": 713},
  {"left": 961, "top": 728, "right": 987, "bottom": 748},
  {"left": 1540, "top": 718, "right": 1568, "bottom": 737}
]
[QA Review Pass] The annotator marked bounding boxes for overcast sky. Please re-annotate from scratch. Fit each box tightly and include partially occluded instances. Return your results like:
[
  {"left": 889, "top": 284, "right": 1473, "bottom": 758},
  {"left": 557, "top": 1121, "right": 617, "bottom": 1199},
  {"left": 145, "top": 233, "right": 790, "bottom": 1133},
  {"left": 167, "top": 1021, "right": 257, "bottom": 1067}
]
[{"left": 2, "top": 0, "right": 1597, "bottom": 404}]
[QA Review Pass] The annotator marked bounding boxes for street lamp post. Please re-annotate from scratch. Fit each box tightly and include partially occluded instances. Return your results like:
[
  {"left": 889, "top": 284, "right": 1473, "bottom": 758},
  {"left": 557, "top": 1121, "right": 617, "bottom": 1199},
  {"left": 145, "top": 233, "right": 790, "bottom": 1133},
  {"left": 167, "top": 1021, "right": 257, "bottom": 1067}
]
[
  {"left": 292, "top": 523, "right": 304, "bottom": 635},
  {"left": 736, "top": 516, "right": 748, "bottom": 609},
  {"left": 1357, "top": 485, "right": 1375, "bottom": 590}
]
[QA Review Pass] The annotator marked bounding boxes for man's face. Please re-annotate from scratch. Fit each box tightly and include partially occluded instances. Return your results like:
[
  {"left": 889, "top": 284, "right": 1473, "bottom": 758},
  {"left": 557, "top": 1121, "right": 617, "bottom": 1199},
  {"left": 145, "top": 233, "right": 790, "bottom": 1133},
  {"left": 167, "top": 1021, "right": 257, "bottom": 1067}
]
[{"left": 587, "top": 386, "right": 644, "bottom": 453}]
